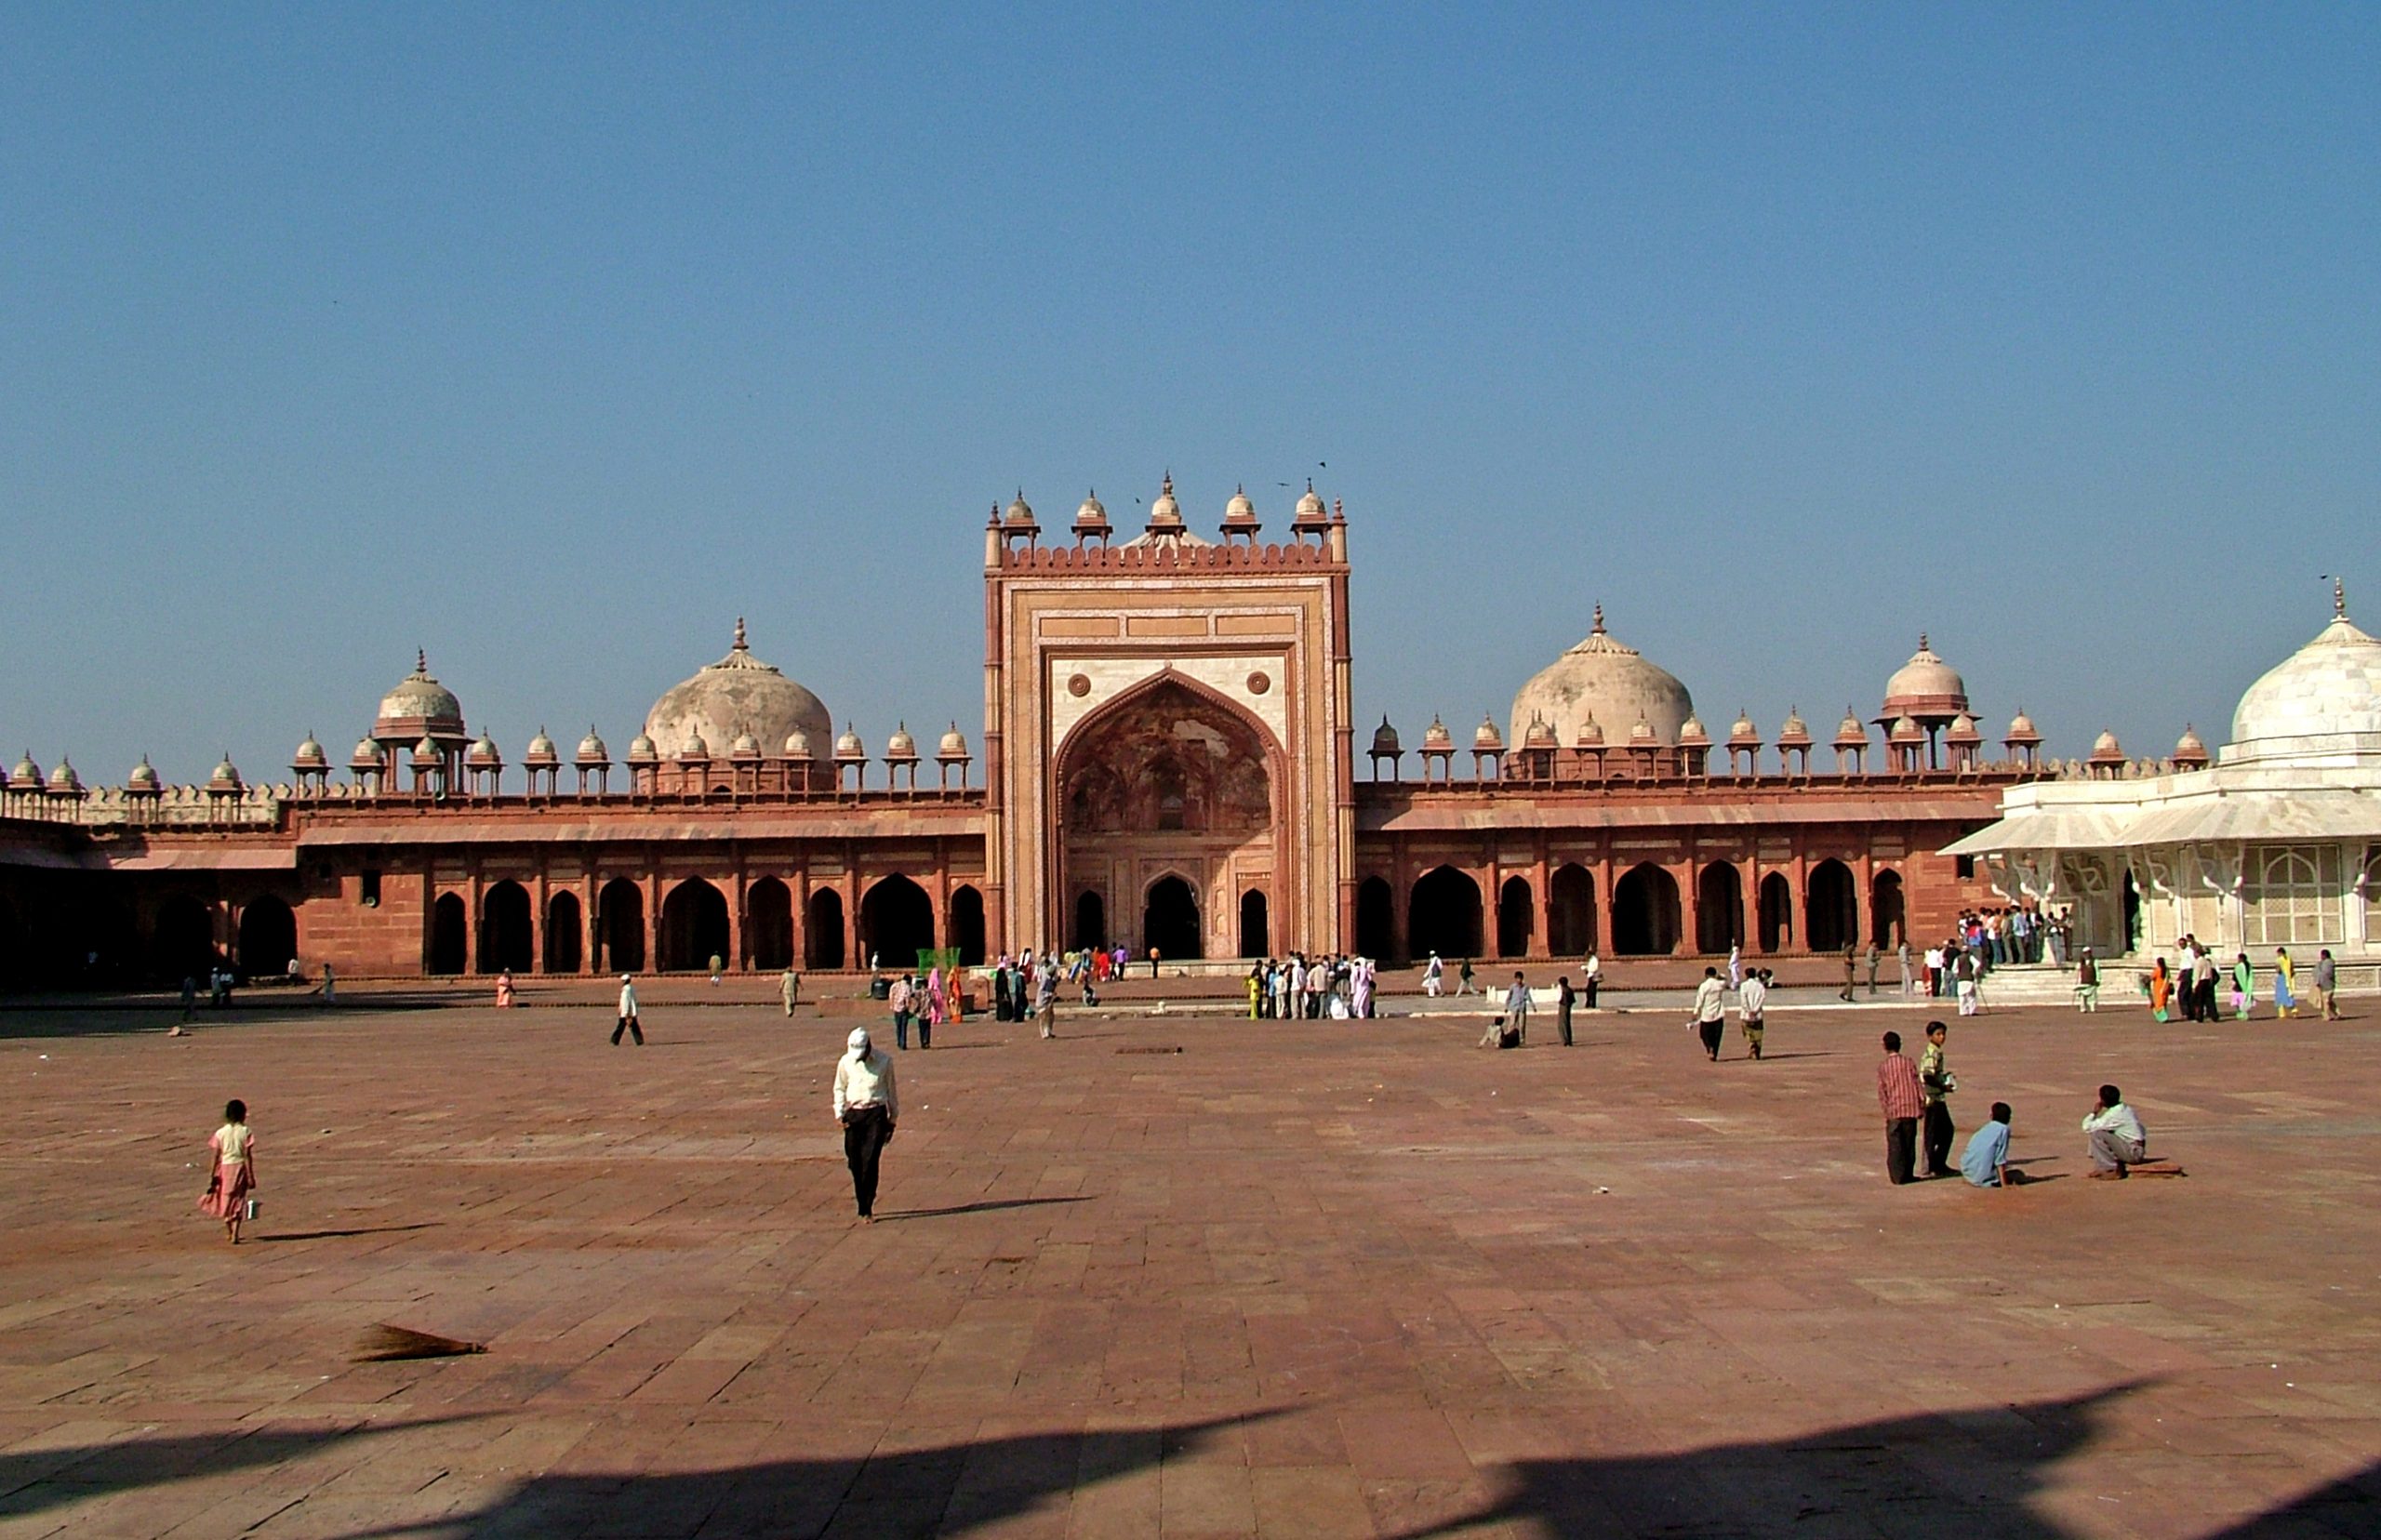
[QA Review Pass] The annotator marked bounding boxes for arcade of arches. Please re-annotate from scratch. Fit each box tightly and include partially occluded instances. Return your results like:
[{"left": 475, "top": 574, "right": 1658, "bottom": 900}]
[
  {"left": 1361, "top": 846, "right": 1925, "bottom": 962},
  {"left": 1056, "top": 680, "right": 1277, "bottom": 962}
]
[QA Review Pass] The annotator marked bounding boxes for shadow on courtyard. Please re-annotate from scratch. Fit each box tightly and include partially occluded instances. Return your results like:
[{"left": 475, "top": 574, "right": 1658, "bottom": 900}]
[
  {"left": 0, "top": 1415, "right": 484, "bottom": 1522},
  {"left": 7, "top": 1387, "right": 2374, "bottom": 1535}
]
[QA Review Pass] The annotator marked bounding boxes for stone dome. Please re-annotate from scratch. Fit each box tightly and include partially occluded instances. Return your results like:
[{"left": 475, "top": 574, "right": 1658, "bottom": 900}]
[
  {"left": 938, "top": 724, "right": 969, "bottom": 758},
  {"left": 1510, "top": 604, "right": 1693, "bottom": 750},
  {"left": 886, "top": 723, "right": 918, "bottom": 760},
  {"left": 1473, "top": 714, "right": 1504, "bottom": 750},
  {"left": 377, "top": 651, "right": 463, "bottom": 731},
  {"left": 47, "top": 757, "right": 82, "bottom": 792},
  {"left": 1148, "top": 474, "right": 1183, "bottom": 527},
  {"left": 1522, "top": 712, "right": 1559, "bottom": 750},
  {"left": 1574, "top": 712, "right": 1605, "bottom": 748},
  {"left": 1678, "top": 712, "right": 1709, "bottom": 746},
  {"left": 293, "top": 732, "right": 328, "bottom": 768},
  {"left": 1888, "top": 713, "right": 1924, "bottom": 743},
  {"left": 1946, "top": 712, "right": 1982, "bottom": 743},
  {"left": 351, "top": 735, "right": 382, "bottom": 768},
  {"left": 2090, "top": 728, "right": 2124, "bottom": 760},
  {"left": 2004, "top": 710, "right": 2042, "bottom": 743},
  {"left": 1727, "top": 710, "right": 1760, "bottom": 746},
  {"left": 677, "top": 730, "right": 711, "bottom": 762},
  {"left": 1223, "top": 485, "right": 1257, "bottom": 528},
  {"left": 730, "top": 729, "right": 762, "bottom": 758},
  {"left": 1073, "top": 490, "right": 1111, "bottom": 535},
  {"left": 627, "top": 732, "right": 658, "bottom": 763},
  {"left": 525, "top": 728, "right": 560, "bottom": 764},
  {"left": 834, "top": 724, "right": 865, "bottom": 759},
  {"left": 1777, "top": 708, "right": 1812, "bottom": 746},
  {"left": 466, "top": 729, "right": 502, "bottom": 767},
  {"left": 576, "top": 728, "right": 610, "bottom": 764},
  {"left": 1629, "top": 714, "right": 1658, "bottom": 746},
  {"left": 1879, "top": 634, "right": 1969, "bottom": 723},
  {"left": 1370, "top": 717, "right": 1401, "bottom": 755},
  {"left": 645, "top": 619, "right": 831, "bottom": 768},
  {"left": 211, "top": 752, "right": 244, "bottom": 786},
  {"left": 1422, "top": 715, "right": 1454, "bottom": 751},
  {"left": 8, "top": 751, "right": 40, "bottom": 789},
  {"left": 2226, "top": 590, "right": 2381, "bottom": 763},
  {"left": 781, "top": 729, "right": 815, "bottom": 762},
  {"left": 2175, "top": 725, "right": 2210, "bottom": 761},
  {"left": 1295, "top": 481, "right": 1326, "bottom": 521},
  {"left": 128, "top": 755, "right": 160, "bottom": 790},
  {"left": 410, "top": 736, "right": 442, "bottom": 764},
  {"left": 1833, "top": 710, "right": 1868, "bottom": 747},
  {"left": 1004, "top": 489, "right": 1035, "bottom": 527}
]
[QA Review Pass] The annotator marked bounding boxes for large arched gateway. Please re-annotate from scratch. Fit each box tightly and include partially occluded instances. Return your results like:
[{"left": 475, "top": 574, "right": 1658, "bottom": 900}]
[{"left": 1053, "top": 677, "right": 1280, "bottom": 961}]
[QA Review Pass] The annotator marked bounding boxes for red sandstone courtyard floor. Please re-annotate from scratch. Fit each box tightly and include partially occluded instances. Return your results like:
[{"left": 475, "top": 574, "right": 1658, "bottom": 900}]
[{"left": 2, "top": 996, "right": 2377, "bottom": 1538}]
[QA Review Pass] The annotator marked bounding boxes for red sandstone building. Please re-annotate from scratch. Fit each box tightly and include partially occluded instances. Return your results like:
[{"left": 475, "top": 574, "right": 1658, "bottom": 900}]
[{"left": 0, "top": 484, "right": 2039, "bottom": 984}]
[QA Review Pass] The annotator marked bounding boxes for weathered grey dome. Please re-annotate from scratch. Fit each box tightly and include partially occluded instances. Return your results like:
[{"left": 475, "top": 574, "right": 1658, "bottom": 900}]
[
  {"left": 525, "top": 728, "right": 560, "bottom": 763},
  {"left": 1510, "top": 605, "right": 1693, "bottom": 750},
  {"left": 128, "top": 755, "right": 161, "bottom": 790},
  {"left": 576, "top": 727, "right": 610, "bottom": 763},
  {"left": 1370, "top": 717, "right": 1400, "bottom": 754},
  {"left": 644, "top": 620, "right": 831, "bottom": 772},
  {"left": 293, "top": 732, "right": 328, "bottom": 767},
  {"left": 377, "top": 651, "right": 463, "bottom": 729}
]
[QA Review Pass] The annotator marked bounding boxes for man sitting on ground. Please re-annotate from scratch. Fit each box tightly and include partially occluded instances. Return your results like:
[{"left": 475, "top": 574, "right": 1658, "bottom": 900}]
[
  {"left": 1961, "top": 1101, "right": 2024, "bottom": 1187},
  {"left": 2082, "top": 1083, "right": 2147, "bottom": 1179}
]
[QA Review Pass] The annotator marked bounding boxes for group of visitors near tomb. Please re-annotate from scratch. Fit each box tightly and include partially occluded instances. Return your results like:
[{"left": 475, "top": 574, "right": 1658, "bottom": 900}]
[
  {"left": 2135, "top": 937, "right": 2340, "bottom": 1022},
  {"left": 1877, "top": 1023, "right": 2158, "bottom": 1188}
]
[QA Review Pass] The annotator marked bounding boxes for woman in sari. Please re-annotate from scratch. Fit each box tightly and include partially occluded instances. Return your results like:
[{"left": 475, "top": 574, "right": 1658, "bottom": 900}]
[
  {"left": 495, "top": 969, "right": 516, "bottom": 1008},
  {"left": 2273, "top": 949, "right": 2297, "bottom": 1018},
  {"left": 2147, "top": 958, "right": 2173, "bottom": 1020},
  {"left": 197, "top": 1098, "right": 257, "bottom": 1244},
  {"left": 2232, "top": 953, "right": 2255, "bottom": 1018}
]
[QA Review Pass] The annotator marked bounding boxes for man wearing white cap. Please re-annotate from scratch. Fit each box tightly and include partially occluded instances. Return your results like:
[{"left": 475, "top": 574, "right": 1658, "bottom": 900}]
[
  {"left": 611, "top": 975, "right": 643, "bottom": 1045},
  {"left": 833, "top": 1028, "right": 898, "bottom": 1221}
]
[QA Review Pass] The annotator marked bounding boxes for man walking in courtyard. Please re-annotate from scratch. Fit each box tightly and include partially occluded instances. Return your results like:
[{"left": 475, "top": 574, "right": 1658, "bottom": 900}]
[
  {"left": 1877, "top": 1030, "right": 1922, "bottom": 1185},
  {"left": 612, "top": 974, "right": 643, "bottom": 1045},
  {"left": 1035, "top": 953, "right": 1058, "bottom": 1039},
  {"left": 1694, "top": 966, "right": 1726, "bottom": 1061},
  {"left": 1737, "top": 966, "right": 1768, "bottom": 1059},
  {"left": 780, "top": 965, "right": 801, "bottom": 1016},
  {"left": 1840, "top": 945, "right": 1857, "bottom": 1003},
  {"left": 1555, "top": 975, "right": 1575, "bottom": 1046},
  {"left": 2313, "top": 949, "right": 2339, "bottom": 1019},
  {"left": 832, "top": 1027, "right": 897, "bottom": 1222}
]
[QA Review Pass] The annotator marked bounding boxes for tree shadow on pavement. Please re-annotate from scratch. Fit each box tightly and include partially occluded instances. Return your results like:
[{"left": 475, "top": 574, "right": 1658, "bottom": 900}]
[{"left": 0, "top": 1416, "right": 484, "bottom": 1523}]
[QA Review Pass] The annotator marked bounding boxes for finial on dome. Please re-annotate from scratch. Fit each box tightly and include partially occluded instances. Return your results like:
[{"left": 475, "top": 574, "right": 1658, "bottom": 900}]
[
  {"left": 733, "top": 617, "right": 748, "bottom": 651},
  {"left": 2336, "top": 576, "right": 2348, "bottom": 619},
  {"left": 416, "top": 647, "right": 429, "bottom": 675},
  {"left": 1591, "top": 604, "right": 1605, "bottom": 635},
  {"left": 1918, "top": 631, "right": 1930, "bottom": 652}
]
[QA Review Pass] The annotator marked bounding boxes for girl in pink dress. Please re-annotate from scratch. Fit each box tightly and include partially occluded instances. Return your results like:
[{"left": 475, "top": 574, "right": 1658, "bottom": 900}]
[
  {"left": 197, "top": 1099, "right": 257, "bottom": 1244},
  {"left": 495, "top": 970, "right": 516, "bottom": 1008}
]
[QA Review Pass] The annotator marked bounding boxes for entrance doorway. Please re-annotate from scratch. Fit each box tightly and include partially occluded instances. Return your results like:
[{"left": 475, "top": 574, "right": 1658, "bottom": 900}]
[
  {"left": 1073, "top": 890, "right": 1107, "bottom": 950},
  {"left": 1611, "top": 864, "right": 1681, "bottom": 955},
  {"left": 1144, "top": 875, "right": 1202, "bottom": 961},
  {"left": 1239, "top": 889, "right": 1269, "bottom": 958}
]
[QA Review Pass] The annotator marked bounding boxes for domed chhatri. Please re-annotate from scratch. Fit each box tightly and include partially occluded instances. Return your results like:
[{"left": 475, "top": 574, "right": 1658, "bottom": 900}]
[
  {"left": 938, "top": 724, "right": 970, "bottom": 760},
  {"left": 1878, "top": 633, "right": 1969, "bottom": 722},
  {"left": 1509, "top": 604, "right": 1694, "bottom": 750},
  {"left": 524, "top": 727, "right": 560, "bottom": 765},
  {"left": 9, "top": 750, "right": 43, "bottom": 790},
  {"left": 293, "top": 732, "right": 329, "bottom": 769},
  {"left": 1370, "top": 716, "right": 1401, "bottom": 756},
  {"left": 644, "top": 619, "right": 831, "bottom": 773},
  {"left": 1776, "top": 708, "right": 1813, "bottom": 747},
  {"left": 2227, "top": 581, "right": 2381, "bottom": 763},
  {"left": 1472, "top": 714, "right": 1504, "bottom": 750},
  {"left": 833, "top": 723, "right": 866, "bottom": 760},
  {"left": 626, "top": 732, "right": 659, "bottom": 763},
  {"left": 1522, "top": 712, "right": 1559, "bottom": 750},
  {"left": 781, "top": 729, "right": 815, "bottom": 762},
  {"left": 127, "top": 755, "right": 161, "bottom": 790},
  {"left": 376, "top": 650, "right": 465, "bottom": 740},
  {"left": 885, "top": 723, "right": 919, "bottom": 761},
  {"left": 1421, "top": 714, "right": 1455, "bottom": 751},
  {"left": 575, "top": 727, "right": 610, "bottom": 765},
  {"left": 1073, "top": 489, "right": 1111, "bottom": 539}
]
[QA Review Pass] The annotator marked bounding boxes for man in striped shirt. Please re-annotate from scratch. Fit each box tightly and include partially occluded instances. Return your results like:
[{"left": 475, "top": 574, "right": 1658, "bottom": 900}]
[{"left": 1877, "top": 1030, "right": 1924, "bottom": 1185}]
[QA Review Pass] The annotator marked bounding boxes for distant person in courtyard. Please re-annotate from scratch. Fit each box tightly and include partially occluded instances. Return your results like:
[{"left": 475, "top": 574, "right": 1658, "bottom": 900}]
[
  {"left": 612, "top": 974, "right": 643, "bottom": 1045},
  {"left": 495, "top": 968, "right": 515, "bottom": 1008},
  {"left": 1582, "top": 949, "right": 1601, "bottom": 1008},
  {"left": 921, "top": 966, "right": 946, "bottom": 1048},
  {"left": 1961, "top": 1102, "right": 2021, "bottom": 1188},
  {"left": 2148, "top": 957, "right": 2173, "bottom": 1021},
  {"left": 320, "top": 962, "right": 335, "bottom": 1004},
  {"left": 180, "top": 976, "right": 196, "bottom": 1024},
  {"left": 1839, "top": 945, "right": 1857, "bottom": 1003},
  {"left": 196, "top": 1098, "right": 257, "bottom": 1245},
  {"left": 2232, "top": 952, "right": 2255, "bottom": 1019},
  {"left": 2082, "top": 1083, "right": 2147, "bottom": 1179},
  {"left": 888, "top": 973, "right": 913, "bottom": 1050},
  {"left": 708, "top": 953, "right": 724, "bottom": 987},
  {"left": 1507, "top": 972, "right": 1531, "bottom": 1045},
  {"left": 2313, "top": 949, "right": 2339, "bottom": 1020},
  {"left": 1919, "top": 1021, "right": 1957, "bottom": 1178},
  {"left": 1693, "top": 966, "right": 1726, "bottom": 1061},
  {"left": 1737, "top": 967, "right": 1768, "bottom": 1059},
  {"left": 1866, "top": 942, "right": 1881, "bottom": 994},
  {"left": 1727, "top": 942, "right": 1742, "bottom": 989},
  {"left": 2274, "top": 947, "right": 2298, "bottom": 1018},
  {"left": 1457, "top": 958, "right": 1477, "bottom": 996},
  {"left": 1423, "top": 950, "right": 1444, "bottom": 997},
  {"left": 2076, "top": 948, "right": 2100, "bottom": 1013},
  {"left": 1555, "top": 976, "right": 1575, "bottom": 1047},
  {"left": 780, "top": 966, "right": 801, "bottom": 1016},
  {"left": 1898, "top": 937, "right": 1913, "bottom": 997},
  {"left": 1036, "top": 955, "right": 1058, "bottom": 1038},
  {"left": 832, "top": 1028, "right": 897, "bottom": 1222},
  {"left": 1877, "top": 1031, "right": 1923, "bottom": 1185}
]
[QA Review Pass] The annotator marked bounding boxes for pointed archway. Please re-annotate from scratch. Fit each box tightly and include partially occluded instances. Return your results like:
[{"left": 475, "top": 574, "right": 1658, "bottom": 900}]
[{"left": 1144, "top": 874, "right": 1202, "bottom": 961}]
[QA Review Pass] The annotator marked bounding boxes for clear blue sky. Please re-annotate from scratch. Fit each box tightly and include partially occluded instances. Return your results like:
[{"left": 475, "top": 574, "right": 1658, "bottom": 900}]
[{"left": 5, "top": 5, "right": 2374, "bottom": 785}]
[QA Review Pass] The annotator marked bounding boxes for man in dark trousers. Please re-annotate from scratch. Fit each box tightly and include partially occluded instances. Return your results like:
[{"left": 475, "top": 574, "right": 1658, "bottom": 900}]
[
  {"left": 1877, "top": 1030, "right": 1923, "bottom": 1185},
  {"left": 1919, "top": 1020, "right": 1957, "bottom": 1177},
  {"left": 1555, "top": 976, "right": 1576, "bottom": 1047}
]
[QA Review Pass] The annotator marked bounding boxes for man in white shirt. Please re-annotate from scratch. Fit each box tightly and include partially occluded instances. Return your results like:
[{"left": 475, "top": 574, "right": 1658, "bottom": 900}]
[
  {"left": 1737, "top": 968, "right": 1769, "bottom": 1059},
  {"left": 1581, "top": 950, "right": 1602, "bottom": 1009},
  {"left": 1423, "top": 951, "right": 1443, "bottom": 997},
  {"left": 1693, "top": 967, "right": 1727, "bottom": 1060},
  {"left": 833, "top": 1028, "right": 898, "bottom": 1220},
  {"left": 2082, "top": 1083, "right": 2146, "bottom": 1179},
  {"left": 611, "top": 975, "right": 643, "bottom": 1045}
]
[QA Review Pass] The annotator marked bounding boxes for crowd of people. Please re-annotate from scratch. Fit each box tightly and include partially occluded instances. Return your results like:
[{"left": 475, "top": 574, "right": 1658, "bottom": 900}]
[
  {"left": 1877, "top": 1023, "right": 2164, "bottom": 1188},
  {"left": 2136, "top": 937, "right": 2341, "bottom": 1021}
]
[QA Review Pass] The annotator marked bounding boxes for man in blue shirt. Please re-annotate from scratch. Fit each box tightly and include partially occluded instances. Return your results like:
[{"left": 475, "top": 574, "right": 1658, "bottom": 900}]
[{"left": 1961, "top": 1101, "right": 2020, "bottom": 1188}]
